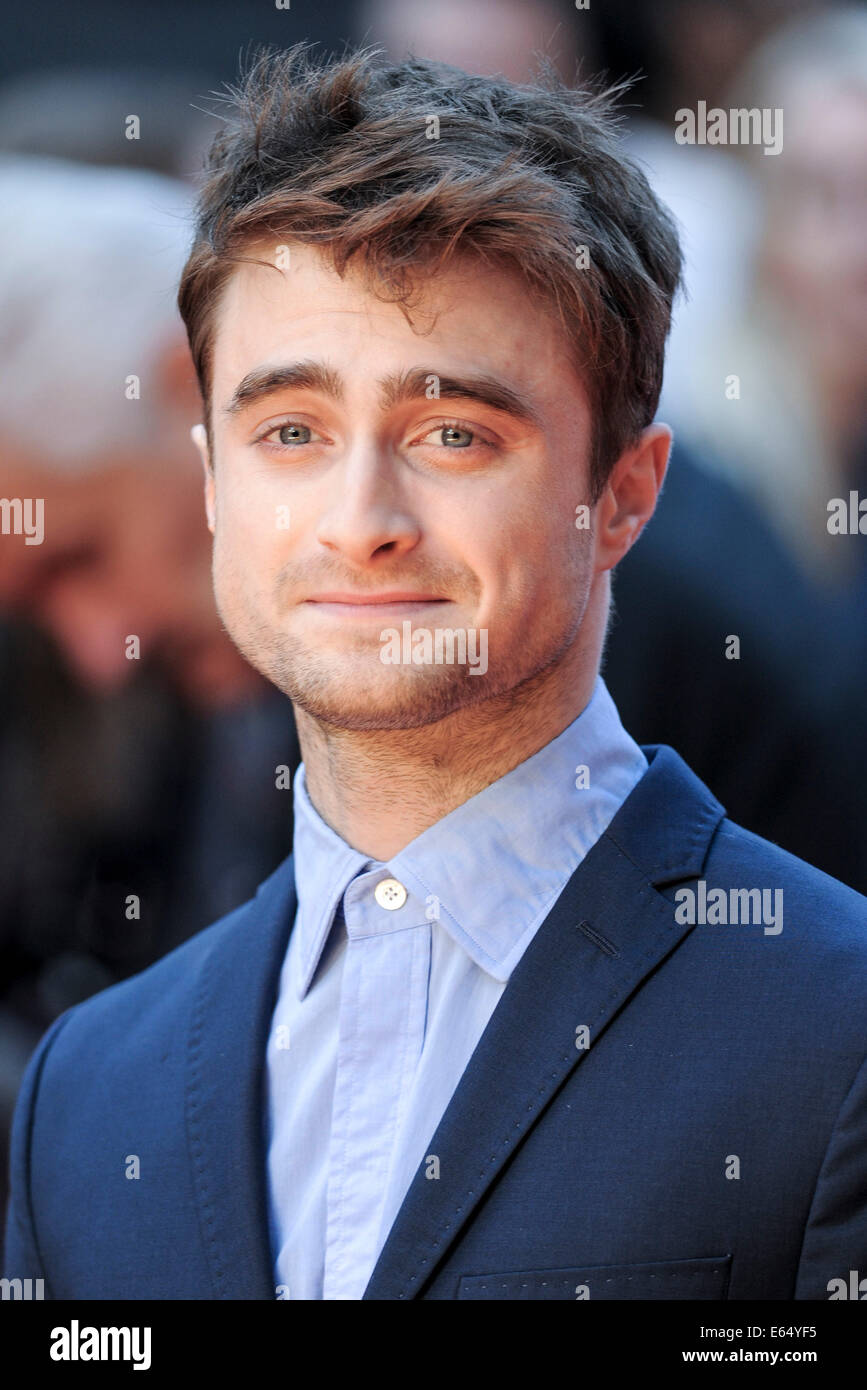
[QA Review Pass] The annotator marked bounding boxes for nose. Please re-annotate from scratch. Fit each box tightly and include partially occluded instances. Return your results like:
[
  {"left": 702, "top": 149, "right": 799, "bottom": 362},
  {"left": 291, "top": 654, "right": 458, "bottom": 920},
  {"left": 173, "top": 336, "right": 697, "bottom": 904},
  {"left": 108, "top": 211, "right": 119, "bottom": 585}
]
[{"left": 314, "top": 446, "right": 422, "bottom": 566}]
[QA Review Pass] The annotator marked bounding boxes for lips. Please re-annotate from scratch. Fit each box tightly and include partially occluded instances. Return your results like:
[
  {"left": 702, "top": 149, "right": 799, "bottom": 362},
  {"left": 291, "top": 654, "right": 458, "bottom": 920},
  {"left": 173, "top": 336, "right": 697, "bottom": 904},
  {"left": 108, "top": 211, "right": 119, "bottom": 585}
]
[
  {"left": 305, "top": 592, "right": 446, "bottom": 604},
  {"left": 303, "top": 593, "right": 450, "bottom": 619}
]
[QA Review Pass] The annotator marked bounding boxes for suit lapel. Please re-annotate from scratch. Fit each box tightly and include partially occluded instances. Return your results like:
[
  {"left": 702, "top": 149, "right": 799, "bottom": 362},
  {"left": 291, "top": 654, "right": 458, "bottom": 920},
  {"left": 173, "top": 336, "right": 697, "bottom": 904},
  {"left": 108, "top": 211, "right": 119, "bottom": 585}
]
[
  {"left": 184, "top": 852, "right": 297, "bottom": 1299},
  {"left": 363, "top": 745, "right": 725, "bottom": 1299}
]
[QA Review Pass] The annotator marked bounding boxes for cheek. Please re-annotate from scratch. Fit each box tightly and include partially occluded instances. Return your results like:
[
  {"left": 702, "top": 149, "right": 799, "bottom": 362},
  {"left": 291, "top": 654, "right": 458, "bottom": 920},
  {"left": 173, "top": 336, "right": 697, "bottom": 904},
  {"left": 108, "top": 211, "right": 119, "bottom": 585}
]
[
  {"left": 212, "top": 473, "right": 285, "bottom": 578},
  {"left": 219, "top": 469, "right": 281, "bottom": 536},
  {"left": 481, "top": 492, "right": 576, "bottom": 596},
  {"left": 464, "top": 537, "right": 542, "bottom": 639},
  {"left": 507, "top": 530, "right": 592, "bottom": 644},
  {"left": 210, "top": 516, "right": 259, "bottom": 626}
]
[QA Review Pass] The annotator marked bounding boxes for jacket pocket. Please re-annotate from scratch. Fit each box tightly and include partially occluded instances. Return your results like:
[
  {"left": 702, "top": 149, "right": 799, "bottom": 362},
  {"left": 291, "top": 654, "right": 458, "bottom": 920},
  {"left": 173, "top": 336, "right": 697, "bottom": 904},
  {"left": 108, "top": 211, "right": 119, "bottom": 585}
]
[{"left": 457, "top": 1254, "right": 731, "bottom": 1300}]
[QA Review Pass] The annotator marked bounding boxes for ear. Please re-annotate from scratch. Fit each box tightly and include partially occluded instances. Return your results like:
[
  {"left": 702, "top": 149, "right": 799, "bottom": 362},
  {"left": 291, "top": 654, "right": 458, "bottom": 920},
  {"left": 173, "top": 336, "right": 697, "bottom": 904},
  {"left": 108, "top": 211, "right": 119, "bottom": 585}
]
[
  {"left": 593, "top": 423, "right": 672, "bottom": 575},
  {"left": 191, "top": 423, "right": 215, "bottom": 534}
]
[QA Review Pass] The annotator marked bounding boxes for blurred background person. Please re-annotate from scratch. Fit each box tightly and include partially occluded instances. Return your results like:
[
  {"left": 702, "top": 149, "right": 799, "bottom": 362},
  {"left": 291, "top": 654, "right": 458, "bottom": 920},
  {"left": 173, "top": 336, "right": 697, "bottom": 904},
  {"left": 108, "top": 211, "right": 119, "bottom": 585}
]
[
  {"left": 587, "top": 0, "right": 824, "bottom": 422},
  {"left": 636, "top": 4, "right": 867, "bottom": 851},
  {"left": 0, "top": 158, "right": 300, "bottom": 1236},
  {"left": 0, "top": 157, "right": 260, "bottom": 704},
  {"left": 663, "top": 5, "right": 867, "bottom": 596}
]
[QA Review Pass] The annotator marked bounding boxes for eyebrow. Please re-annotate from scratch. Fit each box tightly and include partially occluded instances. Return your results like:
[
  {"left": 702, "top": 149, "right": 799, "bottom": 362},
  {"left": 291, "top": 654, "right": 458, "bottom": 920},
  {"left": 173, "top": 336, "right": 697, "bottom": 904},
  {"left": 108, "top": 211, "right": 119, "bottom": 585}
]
[{"left": 221, "top": 360, "right": 543, "bottom": 429}]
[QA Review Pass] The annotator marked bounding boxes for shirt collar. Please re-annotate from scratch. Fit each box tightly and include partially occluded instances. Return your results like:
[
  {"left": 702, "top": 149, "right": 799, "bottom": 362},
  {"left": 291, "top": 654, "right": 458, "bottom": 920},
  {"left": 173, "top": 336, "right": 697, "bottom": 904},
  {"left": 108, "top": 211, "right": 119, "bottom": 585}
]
[
  {"left": 291, "top": 675, "right": 647, "bottom": 993},
  {"left": 291, "top": 771, "right": 374, "bottom": 996}
]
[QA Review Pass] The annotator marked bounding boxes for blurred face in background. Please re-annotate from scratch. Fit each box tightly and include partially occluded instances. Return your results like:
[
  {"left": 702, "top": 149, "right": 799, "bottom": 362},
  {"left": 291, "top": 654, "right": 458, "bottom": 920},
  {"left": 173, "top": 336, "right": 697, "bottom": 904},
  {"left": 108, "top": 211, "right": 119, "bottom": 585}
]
[
  {"left": 0, "top": 442, "right": 262, "bottom": 705},
  {"left": 760, "top": 78, "right": 867, "bottom": 399},
  {"left": 361, "top": 0, "right": 584, "bottom": 84}
]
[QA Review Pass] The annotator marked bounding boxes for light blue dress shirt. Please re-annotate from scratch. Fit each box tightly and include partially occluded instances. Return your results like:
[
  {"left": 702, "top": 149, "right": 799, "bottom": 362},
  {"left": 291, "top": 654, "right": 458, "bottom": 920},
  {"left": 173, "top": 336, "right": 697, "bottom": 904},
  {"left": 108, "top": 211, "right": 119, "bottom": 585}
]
[{"left": 265, "top": 675, "right": 648, "bottom": 1299}]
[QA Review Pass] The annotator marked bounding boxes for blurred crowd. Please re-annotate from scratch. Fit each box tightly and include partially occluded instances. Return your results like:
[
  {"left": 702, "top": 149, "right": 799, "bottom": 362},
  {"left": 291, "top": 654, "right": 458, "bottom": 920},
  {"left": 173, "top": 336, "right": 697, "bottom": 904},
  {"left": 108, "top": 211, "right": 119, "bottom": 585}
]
[{"left": 1, "top": 0, "right": 865, "bottom": 1238}]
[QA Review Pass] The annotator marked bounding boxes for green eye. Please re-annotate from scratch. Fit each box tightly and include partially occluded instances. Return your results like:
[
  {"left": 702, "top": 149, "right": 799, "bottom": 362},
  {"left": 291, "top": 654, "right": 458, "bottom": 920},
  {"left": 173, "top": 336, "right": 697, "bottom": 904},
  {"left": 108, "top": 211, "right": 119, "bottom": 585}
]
[
  {"left": 277, "top": 423, "right": 312, "bottom": 445},
  {"left": 440, "top": 425, "right": 473, "bottom": 447}
]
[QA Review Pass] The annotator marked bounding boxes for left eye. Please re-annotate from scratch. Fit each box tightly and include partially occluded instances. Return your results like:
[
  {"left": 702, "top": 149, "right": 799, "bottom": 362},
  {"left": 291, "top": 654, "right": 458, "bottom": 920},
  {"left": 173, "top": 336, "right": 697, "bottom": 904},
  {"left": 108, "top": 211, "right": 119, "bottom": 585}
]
[
  {"left": 421, "top": 424, "right": 476, "bottom": 448},
  {"left": 272, "top": 423, "right": 314, "bottom": 446}
]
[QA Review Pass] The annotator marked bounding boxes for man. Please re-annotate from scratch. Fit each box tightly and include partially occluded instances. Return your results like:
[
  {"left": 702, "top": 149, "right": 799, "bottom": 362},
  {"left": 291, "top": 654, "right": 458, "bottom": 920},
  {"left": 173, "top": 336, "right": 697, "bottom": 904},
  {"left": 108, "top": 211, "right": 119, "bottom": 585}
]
[{"left": 4, "top": 45, "right": 867, "bottom": 1301}]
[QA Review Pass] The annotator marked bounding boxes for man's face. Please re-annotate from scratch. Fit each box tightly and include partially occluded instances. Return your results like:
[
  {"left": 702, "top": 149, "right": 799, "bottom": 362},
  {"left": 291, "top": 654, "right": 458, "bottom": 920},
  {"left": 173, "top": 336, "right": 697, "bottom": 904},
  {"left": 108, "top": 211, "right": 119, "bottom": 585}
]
[{"left": 203, "top": 242, "right": 602, "bottom": 730}]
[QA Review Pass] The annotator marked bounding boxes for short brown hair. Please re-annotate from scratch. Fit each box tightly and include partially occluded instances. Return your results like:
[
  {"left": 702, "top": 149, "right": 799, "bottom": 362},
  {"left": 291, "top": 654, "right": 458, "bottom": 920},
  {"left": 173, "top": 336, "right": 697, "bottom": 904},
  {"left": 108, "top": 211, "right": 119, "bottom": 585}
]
[{"left": 177, "top": 44, "right": 682, "bottom": 498}]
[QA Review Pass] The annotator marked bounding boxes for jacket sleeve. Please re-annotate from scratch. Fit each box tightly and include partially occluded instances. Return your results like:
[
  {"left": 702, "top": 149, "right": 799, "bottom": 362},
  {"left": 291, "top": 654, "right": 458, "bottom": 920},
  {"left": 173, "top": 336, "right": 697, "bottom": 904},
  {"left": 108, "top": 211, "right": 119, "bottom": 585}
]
[
  {"left": 2, "top": 1010, "right": 73, "bottom": 1294},
  {"left": 796, "top": 1048, "right": 867, "bottom": 1299}
]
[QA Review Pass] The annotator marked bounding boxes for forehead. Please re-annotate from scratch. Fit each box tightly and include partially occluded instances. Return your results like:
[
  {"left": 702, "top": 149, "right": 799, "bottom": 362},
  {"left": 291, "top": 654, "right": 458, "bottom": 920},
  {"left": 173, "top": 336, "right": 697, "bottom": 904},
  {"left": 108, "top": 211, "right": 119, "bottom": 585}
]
[{"left": 209, "top": 240, "right": 588, "bottom": 419}]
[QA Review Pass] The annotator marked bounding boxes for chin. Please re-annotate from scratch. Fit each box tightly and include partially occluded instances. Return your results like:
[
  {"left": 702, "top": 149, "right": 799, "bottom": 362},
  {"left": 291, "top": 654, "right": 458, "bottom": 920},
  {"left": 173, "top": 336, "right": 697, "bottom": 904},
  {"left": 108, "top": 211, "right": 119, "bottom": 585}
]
[{"left": 278, "top": 664, "right": 501, "bottom": 731}]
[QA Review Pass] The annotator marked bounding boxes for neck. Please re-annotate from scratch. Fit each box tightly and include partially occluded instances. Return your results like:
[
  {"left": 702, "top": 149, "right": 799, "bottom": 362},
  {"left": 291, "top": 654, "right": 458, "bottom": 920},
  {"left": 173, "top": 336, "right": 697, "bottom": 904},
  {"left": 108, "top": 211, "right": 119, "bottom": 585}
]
[{"left": 295, "top": 591, "right": 606, "bottom": 861}]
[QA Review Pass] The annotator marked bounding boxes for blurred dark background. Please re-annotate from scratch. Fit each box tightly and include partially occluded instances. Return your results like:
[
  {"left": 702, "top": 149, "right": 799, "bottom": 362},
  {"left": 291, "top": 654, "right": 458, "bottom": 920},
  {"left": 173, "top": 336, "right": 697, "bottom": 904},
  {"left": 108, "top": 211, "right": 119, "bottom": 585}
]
[{"left": 1, "top": 0, "right": 865, "bottom": 1242}]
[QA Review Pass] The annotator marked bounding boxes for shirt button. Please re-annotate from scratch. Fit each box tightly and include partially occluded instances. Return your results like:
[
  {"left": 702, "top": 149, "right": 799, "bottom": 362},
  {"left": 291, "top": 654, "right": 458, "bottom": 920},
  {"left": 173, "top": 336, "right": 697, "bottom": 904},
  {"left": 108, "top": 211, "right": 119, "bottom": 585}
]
[{"left": 374, "top": 877, "right": 407, "bottom": 911}]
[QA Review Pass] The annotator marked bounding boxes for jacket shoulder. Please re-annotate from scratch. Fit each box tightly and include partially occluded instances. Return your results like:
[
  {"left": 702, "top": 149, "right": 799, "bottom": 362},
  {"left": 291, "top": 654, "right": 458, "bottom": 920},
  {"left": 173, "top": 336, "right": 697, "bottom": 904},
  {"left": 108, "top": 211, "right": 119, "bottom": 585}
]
[
  {"left": 53, "top": 891, "right": 260, "bottom": 1048},
  {"left": 707, "top": 816, "right": 867, "bottom": 921},
  {"left": 693, "top": 815, "right": 867, "bottom": 999},
  {"left": 28, "top": 846, "right": 297, "bottom": 1087},
  {"left": 634, "top": 743, "right": 867, "bottom": 934}
]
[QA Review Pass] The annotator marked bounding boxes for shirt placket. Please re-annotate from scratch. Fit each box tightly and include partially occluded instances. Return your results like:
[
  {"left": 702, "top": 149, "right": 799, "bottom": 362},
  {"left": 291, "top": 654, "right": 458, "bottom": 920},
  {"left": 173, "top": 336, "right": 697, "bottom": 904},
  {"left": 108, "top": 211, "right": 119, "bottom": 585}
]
[{"left": 322, "top": 877, "right": 431, "bottom": 1300}]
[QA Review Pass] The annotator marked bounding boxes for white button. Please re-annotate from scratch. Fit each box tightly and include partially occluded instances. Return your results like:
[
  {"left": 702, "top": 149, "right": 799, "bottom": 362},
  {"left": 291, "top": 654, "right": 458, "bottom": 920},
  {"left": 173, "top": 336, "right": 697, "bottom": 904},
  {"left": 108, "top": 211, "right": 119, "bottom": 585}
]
[{"left": 374, "top": 877, "right": 407, "bottom": 911}]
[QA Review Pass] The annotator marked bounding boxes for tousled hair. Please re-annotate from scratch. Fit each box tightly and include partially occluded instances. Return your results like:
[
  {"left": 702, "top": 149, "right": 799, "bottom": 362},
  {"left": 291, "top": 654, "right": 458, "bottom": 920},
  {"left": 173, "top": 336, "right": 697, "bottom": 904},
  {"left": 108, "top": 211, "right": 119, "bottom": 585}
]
[{"left": 178, "top": 43, "right": 683, "bottom": 497}]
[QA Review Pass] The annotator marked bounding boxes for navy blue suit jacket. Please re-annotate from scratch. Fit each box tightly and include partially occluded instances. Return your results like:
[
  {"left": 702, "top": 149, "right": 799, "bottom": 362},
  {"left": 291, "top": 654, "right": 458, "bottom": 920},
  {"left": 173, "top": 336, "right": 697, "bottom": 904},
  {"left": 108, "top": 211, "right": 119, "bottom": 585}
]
[{"left": 4, "top": 745, "right": 867, "bottom": 1299}]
